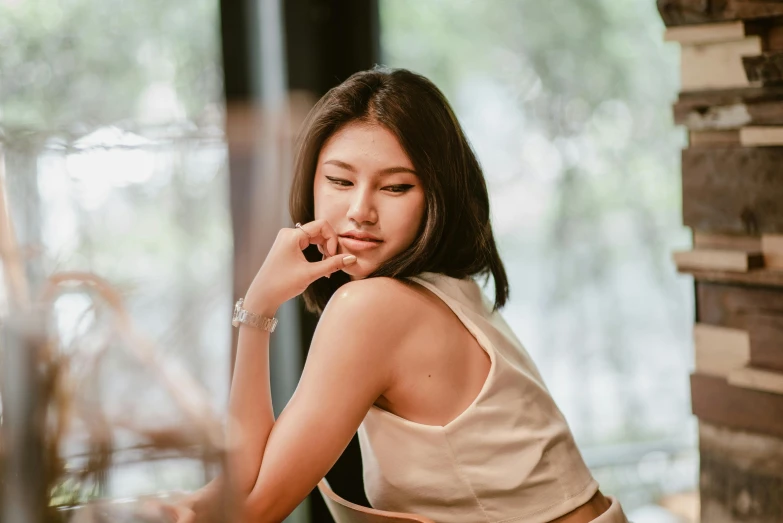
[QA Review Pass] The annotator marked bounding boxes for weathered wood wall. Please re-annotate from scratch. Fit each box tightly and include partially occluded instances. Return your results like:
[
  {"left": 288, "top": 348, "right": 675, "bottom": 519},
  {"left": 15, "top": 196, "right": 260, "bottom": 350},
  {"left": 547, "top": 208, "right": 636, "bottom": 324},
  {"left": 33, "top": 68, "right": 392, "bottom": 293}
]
[{"left": 660, "top": 1, "right": 783, "bottom": 519}]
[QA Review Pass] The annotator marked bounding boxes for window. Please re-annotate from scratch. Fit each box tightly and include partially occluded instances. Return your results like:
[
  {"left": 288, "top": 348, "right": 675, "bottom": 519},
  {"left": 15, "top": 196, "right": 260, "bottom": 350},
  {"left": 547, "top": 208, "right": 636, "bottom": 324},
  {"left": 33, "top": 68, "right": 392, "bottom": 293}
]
[
  {"left": 381, "top": 0, "right": 695, "bottom": 512},
  {"left": 1, "top": 0, "right": 230, "bottom": 499}
]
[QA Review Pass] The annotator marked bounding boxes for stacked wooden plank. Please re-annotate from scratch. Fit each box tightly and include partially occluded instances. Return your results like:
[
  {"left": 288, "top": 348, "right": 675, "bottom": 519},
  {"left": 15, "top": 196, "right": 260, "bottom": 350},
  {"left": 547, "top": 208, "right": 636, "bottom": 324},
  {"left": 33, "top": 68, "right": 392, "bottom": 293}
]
[{"left": 659, "top": 2, "right": 783, "bottom": 521}]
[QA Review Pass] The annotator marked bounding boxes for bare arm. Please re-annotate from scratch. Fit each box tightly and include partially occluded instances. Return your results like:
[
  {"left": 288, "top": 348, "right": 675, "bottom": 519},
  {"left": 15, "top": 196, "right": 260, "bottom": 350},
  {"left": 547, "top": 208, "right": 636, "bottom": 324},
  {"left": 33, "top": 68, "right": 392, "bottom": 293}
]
[
  {"left": 179, "top": 221, "right": 418, "bottom": 523},
  {"left": 227, "top": 303, "right": 276, "bottom": 498},
  {"left": 239, "top": 276, "right": 418, "bottom": 521},
  {"left": 177, "top": 219, "right": 353, "bottom": 521},
  {"left": 183, "top": 281, "right": 413, "bottom": 522},
  {"left": 184, "top": 283, "right": 415, "bottom": 523},
  {"left": 161, "top": 322, "right": 276, "bottom": 521}
]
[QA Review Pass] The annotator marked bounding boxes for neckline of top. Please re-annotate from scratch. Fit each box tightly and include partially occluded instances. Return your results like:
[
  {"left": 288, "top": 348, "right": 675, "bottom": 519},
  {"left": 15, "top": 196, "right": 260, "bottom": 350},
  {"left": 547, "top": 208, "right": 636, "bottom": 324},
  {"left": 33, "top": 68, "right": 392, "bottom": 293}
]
[{"left": 407, "top": 272, "right": 486, "bottom": 309}]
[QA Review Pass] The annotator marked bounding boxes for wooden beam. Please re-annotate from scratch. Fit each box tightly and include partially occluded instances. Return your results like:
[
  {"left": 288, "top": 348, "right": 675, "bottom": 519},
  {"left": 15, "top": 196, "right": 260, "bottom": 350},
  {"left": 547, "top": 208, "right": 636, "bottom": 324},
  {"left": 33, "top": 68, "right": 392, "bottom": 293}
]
[
  {"left": 694, "top": 323, "right": 751, "bottom": 377},
  {"left": 699, "top": 421, "right": 783, "bottom": 523},
  {"left": 729, "top": 365, "right": 783, "bottom": 394},
  {"left": 763, "top": 21, "right": 783, "bottom": 52},
  {"left": 664, "top": 20, "right": 746, "bottom": 44},
  {"left": 667, "top": 19, "right": 783, "bottom": 93},
  {"left": 674, "top": 86, "right": 783, "bottom": 130},
  {"left": 682, "top": 146, "right": 783, "bottom": 234},
  {"left": 675, "top": 86, "right": 783, "bottom": 130},
  {"left": 681, "top": 99, "right": 783, "bottom": 129},
  {"left": 677, "top": 85, "right": 783, "bottom": 107},
  {"left": 740, "top": 125, "right": 783, "bottom": 145},
  {"left": 763, "top": 234, "right": 783, "bottom": 269},
  {"left": 658, "top": 0, "right": 783, "bottom": 27},
  {"left": 673, "top": 248, "right": 764, "bottom": 271},
  {"left": 691, "top": 373, "right": 783, "bottom": 438},
  {"left": 697, "top": 282, "right": 783, "bottom": 372},
  {"left": 694, "top": 231, "right": 762, "bottom": 251},
  {"left": 689, "top": 129, "right": 741, "bottom": 146},
  {"left": 744, "top": 51, "right": 783, "bottom": 84},
  {"left": 763, "top": 234, "right": 783, "bottom": 251},
  {"left": 680, "top": 36, "right": 762, "bottom": 91},
  {"left": 681, "top": 267, "right": 783, "bottom": 287}
]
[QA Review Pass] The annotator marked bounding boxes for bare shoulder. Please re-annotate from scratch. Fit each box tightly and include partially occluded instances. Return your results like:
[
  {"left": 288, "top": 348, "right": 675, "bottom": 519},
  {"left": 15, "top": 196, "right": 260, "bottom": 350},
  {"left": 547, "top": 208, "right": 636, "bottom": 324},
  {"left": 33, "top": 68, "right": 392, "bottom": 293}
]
[
  {"left": 316, "top": 276, "right": 430, "bottom": 349},
  {"left": 327, "top": 276, "right": 423, "bottom": 310}
]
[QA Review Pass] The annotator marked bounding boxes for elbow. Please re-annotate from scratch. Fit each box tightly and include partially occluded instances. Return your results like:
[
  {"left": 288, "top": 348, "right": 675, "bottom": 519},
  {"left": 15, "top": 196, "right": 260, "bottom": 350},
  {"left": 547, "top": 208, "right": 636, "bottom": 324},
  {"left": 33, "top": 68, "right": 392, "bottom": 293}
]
[
  {"left": 241, "top": 497, "right": 264, "bottom": 523},
  {"left": 242, "top": 492, "right": 288, "bottom": 523}
]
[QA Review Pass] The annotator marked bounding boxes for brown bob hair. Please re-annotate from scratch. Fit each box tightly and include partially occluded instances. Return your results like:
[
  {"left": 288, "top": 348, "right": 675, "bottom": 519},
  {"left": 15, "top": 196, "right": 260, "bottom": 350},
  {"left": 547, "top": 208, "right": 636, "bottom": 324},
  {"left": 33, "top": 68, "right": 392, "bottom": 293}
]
[{"left": 289, "top": 66, "right": 509, "bottom": 315}]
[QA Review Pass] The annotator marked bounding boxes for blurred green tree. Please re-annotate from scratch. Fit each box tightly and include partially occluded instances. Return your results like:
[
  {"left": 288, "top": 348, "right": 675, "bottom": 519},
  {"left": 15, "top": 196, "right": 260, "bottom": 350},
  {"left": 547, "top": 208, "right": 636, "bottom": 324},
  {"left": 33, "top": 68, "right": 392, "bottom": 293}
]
[
  {"left": 0, "top": 0, "right": 222, "bottom": 131},
  {"left": 382, "top": 0, "right": 692, "bottom": 506}
]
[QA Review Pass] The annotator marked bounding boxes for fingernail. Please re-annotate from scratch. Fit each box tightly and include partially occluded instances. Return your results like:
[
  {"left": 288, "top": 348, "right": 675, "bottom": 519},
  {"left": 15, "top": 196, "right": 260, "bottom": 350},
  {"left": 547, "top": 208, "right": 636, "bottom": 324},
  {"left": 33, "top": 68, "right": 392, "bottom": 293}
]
[{"left": 343, "top": 255, "right": 357, "bottom": 265}]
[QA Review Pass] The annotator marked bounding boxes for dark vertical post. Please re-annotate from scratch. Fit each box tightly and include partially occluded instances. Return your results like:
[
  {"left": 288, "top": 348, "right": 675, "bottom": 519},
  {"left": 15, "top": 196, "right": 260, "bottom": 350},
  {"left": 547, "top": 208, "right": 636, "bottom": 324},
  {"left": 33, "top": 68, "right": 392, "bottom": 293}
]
[
  {"left": 221, "top": 1, "right": 310, "bottom": 521},
  {"left": 282, "top": 1, "right": 380, "bottom": 519},
  {"left": 219, "top": 0, "right": 379, "bottom": 520},
  {"left": 220, "top": 0, "right": 252, "bottom": 378}
]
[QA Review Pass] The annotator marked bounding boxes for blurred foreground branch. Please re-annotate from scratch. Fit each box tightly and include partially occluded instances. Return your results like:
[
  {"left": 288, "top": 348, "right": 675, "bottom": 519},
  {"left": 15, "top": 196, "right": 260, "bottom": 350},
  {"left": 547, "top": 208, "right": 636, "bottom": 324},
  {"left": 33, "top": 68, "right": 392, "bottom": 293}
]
[{"left": 0, "top": 155, "right": 233, "bottom": 522}]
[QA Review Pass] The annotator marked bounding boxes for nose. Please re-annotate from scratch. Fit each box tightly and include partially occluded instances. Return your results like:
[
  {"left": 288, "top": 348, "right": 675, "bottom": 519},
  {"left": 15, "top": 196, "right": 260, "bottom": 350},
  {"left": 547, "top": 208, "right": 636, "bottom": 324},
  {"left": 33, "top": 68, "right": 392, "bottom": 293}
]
[{"left": 346, "top": 185, "right": 378, "bottom": 225}]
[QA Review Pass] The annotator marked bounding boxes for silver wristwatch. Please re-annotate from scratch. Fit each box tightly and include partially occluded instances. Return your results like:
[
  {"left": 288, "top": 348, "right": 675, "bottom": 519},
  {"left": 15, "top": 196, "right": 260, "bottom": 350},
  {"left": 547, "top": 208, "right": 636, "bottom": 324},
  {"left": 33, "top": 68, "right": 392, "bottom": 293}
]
[{"left": 232, "top": 298, "right": 278, "bottom": 332}]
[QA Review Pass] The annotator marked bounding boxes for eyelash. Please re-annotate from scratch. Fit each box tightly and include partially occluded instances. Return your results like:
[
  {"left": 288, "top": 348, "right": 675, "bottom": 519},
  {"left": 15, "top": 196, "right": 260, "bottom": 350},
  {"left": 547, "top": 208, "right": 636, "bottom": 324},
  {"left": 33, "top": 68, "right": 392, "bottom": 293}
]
[{"left": 325, "top": 176, "right": 414, "bottom": 193}]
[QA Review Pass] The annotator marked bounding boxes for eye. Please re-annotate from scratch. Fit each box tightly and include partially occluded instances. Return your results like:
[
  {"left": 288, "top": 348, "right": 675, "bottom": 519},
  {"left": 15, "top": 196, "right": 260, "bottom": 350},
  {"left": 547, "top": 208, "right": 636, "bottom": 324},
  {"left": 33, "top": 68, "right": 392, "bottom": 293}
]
[
  {"left": 384, "top": 184, "right": 414, "bottom": 194},
  {"left": 325, "top": 176, "right": 352, "bottom": 187}
]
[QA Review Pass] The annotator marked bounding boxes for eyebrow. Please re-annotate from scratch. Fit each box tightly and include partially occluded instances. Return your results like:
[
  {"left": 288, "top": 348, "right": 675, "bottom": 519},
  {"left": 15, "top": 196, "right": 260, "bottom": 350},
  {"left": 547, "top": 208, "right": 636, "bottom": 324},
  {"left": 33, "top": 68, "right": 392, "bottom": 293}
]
[{"left": 323, "top": 159, "right": 417, "bottom": 176}]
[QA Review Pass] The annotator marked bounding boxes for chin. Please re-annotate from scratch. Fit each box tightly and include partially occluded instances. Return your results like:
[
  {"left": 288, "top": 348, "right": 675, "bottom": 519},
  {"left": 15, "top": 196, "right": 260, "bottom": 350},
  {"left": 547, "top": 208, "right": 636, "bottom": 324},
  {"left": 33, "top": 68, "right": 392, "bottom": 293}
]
[{"left": 340, "top": 258, "right": 377, "bottom": 280}]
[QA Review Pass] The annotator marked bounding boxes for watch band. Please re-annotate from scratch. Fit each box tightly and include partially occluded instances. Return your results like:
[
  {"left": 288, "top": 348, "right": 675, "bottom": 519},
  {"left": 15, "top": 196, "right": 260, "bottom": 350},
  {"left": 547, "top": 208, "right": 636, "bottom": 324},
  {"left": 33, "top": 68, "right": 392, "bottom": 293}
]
[{"left": 232, "top": 298, "right": 278, "bottom": 332}]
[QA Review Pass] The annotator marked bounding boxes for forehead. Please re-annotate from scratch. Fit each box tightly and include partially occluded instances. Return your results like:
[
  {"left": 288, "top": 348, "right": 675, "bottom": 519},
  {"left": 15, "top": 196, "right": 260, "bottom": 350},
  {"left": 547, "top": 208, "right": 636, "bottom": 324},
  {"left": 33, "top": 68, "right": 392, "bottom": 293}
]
[{"left": 319, "top": 122, "right": 412, "bottom": 166}]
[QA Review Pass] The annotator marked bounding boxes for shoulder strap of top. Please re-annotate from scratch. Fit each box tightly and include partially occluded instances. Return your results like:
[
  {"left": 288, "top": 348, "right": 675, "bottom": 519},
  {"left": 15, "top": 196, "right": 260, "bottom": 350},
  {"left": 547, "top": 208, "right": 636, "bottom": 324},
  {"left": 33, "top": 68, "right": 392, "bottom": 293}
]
[{"left": 407, "top": 272, "right": 487, "bottom": 315}]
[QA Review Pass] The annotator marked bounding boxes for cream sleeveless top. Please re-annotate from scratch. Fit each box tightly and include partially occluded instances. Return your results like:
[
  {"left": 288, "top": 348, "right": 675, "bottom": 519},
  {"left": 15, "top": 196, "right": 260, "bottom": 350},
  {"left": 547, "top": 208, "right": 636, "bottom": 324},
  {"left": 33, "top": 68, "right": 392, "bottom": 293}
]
[{"left": 357, "top": 271, "right": 598, "bottom": 523}]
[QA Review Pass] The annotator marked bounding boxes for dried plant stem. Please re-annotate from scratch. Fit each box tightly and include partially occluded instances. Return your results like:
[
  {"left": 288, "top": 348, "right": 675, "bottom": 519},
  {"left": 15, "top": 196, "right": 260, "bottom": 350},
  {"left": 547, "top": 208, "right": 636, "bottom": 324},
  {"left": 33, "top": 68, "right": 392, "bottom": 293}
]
[
  {"left": 41, "top": 271, "right": 229, "bottom": 452},
  {"left": 0, "top": 153, "right": 228, "bottom": 522}
]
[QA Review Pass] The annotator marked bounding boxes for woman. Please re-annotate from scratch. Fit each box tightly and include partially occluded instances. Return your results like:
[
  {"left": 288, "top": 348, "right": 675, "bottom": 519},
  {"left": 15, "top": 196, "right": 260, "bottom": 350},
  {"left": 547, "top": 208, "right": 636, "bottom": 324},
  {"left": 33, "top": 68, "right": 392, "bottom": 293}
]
[{"left": 164, "top": 67, "right": 628, "bottom": 523}]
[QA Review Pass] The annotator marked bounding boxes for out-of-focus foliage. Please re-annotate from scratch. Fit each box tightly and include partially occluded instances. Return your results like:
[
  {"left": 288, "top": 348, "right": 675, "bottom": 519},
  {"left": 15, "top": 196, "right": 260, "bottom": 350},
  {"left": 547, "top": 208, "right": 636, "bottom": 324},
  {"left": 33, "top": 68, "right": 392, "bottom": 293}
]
[
  {"left": 382, "top": 0, "right": 694, "bottom": 513},
  {"left": 0, "top": 0, "right": 222, "bottom": 131},
  {"left": 0, "top": 0, "right": 230, "bottom": 502}
]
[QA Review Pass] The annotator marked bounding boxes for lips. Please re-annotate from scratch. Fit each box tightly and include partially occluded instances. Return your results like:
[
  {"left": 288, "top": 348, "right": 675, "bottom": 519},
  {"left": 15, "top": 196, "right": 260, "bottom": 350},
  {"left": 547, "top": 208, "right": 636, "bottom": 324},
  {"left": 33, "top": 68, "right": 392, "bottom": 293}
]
[
  {"left": 339, "top": 234, "right": 383, "bottom": 251},
  {"left": 340, "top": 232, "right": 382, "bottom": 242},
  {"left": 340, "top": 236, "right": 381, "bottom": 243}
]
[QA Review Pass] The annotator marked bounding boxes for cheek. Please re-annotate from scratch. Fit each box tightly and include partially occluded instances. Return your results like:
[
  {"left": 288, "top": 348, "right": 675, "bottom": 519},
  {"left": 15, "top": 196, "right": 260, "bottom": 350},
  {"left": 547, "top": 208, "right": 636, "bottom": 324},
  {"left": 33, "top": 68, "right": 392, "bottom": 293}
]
[
  {"left": 312, "top": 178, "right": 321, "bottom": 218},
  {"left": 313, "top": 180, "right": 336, "bottom": 220},
  {"left": 389, "top": 193, "right": 426, "bottom": 243}
]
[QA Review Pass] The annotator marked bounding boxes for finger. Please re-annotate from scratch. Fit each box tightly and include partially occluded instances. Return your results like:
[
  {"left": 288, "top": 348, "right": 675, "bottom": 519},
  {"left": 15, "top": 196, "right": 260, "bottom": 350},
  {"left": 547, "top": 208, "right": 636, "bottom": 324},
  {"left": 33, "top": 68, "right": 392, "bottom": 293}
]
[
  {"left": 309, "top": 254, "right": 357, "bottom": 279},
  {"left": 316, "top": 243, "right": 331, "bottom": 260},
  {"left": 298, "top": 232, "right": 329, "bottom": 259},
  {"left": 165, "top": 504, "right": 196, "bottom": 523},
  {"left": 157, "top": 503, "right": 179, "bottom": 523},
  {"left": 138, "top": 500, "right": 169, "bottom": 522},
  {"left": 177, "top": 507, "right": 197, "bottom": 523},
  {"left": 293, "top": 226, "right": 314, "bottom": 251},
  {"left": 298, "top": 219, "right": 338, "bottom": 255},
  {"left": 294, "top": 226, "right": 327, "bottom": 254}
]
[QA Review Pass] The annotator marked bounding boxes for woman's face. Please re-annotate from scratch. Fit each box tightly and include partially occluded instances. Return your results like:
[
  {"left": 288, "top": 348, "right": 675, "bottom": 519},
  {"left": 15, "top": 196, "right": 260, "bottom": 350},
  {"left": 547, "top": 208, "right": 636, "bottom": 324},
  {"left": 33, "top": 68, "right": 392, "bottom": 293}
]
[{"left": 313, "top": 121, "right": 426, "bottom": 280}]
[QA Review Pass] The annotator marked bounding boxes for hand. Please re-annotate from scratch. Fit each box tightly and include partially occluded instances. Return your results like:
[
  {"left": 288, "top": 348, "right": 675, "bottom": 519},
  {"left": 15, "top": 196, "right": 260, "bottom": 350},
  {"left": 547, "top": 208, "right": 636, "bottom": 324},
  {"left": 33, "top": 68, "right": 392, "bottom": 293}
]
[
  {"left": 244, "top": 219, "right": 357, "bottom": 314},
  {"left": 160, "top": 503, "right": 196, "bottom": 523},
  {"left": 140, "top": 498, "right": 196, "bottom": 523}
]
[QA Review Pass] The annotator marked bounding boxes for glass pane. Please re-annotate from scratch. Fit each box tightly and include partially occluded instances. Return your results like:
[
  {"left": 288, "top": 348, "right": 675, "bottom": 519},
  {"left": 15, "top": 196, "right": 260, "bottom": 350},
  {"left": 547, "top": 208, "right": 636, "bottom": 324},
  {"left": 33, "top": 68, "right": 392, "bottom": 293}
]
[
  {"left": 380, "top": 0, "right": 695, "bottom": 516},
  {"left": 0, "top": 0, "right": 230, "bottom": 504}
]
